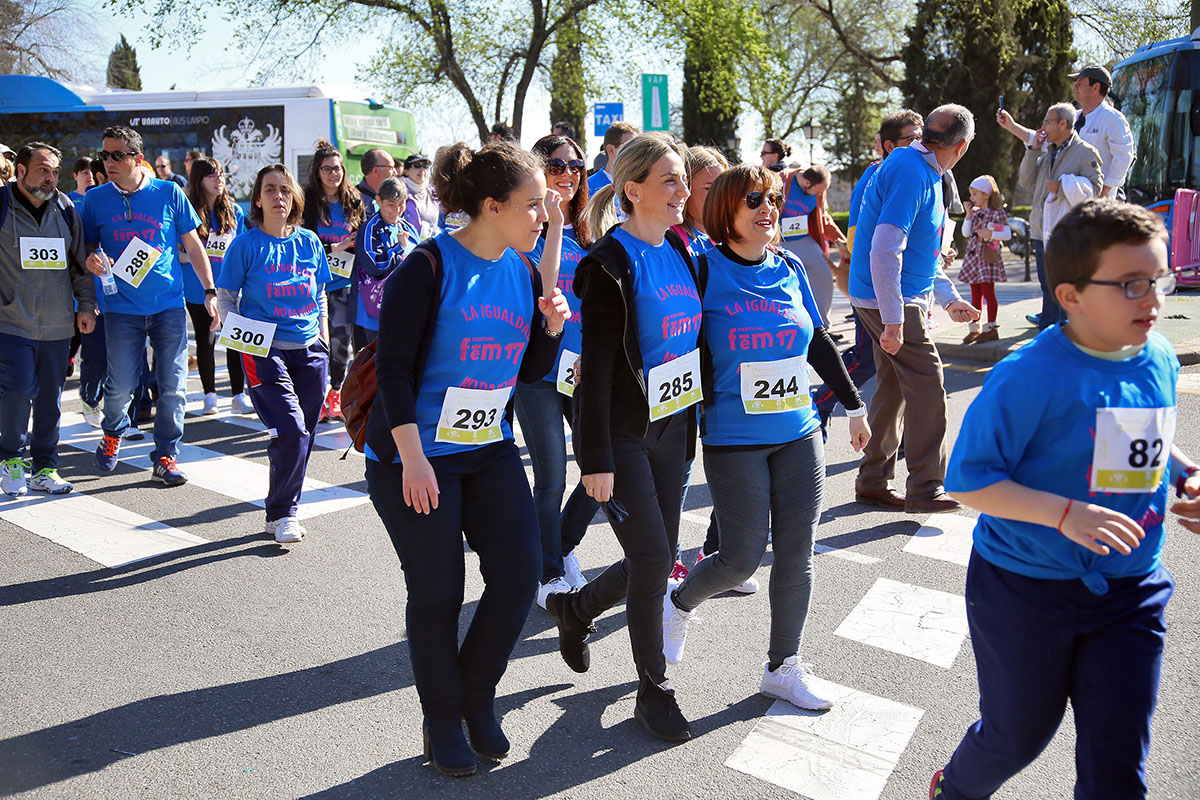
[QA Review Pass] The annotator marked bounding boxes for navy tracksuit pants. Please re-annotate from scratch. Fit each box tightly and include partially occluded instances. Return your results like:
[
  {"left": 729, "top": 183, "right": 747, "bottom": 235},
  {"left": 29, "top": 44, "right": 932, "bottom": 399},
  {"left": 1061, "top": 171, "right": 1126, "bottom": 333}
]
[
  {"left": 940, "top": 551, "right": 1174, "bottom": 800},
  {"left": 242, "top": 342, "right": 328, "bottom": 522}
]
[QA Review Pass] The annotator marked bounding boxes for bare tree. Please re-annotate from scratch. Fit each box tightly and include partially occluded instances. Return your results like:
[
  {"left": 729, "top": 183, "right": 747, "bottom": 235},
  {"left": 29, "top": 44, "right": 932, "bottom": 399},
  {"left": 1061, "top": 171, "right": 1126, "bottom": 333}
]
[{"left": 0, "top": 0, "right": 97, "bottom": 80}]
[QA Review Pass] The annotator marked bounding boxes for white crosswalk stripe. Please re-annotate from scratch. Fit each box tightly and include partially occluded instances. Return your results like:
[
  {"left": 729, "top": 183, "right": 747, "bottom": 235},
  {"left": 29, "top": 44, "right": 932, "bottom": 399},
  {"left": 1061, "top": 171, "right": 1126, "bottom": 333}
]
[{"left": 903, "top": 513, "right": 976, "bottom": 566}]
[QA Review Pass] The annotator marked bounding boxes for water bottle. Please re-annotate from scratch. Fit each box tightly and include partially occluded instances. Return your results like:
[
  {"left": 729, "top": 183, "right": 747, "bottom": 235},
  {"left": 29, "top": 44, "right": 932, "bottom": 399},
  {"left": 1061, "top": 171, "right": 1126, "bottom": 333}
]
[{"left": 101, "top": 263, "right": 118, "bottom": 296}]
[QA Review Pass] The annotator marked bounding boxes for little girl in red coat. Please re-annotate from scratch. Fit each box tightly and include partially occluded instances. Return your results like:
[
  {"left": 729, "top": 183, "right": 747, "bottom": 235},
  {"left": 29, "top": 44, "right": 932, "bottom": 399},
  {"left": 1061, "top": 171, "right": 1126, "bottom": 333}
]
[{"left": 959, "top": 175, "right": 1009, "bottom": 343}]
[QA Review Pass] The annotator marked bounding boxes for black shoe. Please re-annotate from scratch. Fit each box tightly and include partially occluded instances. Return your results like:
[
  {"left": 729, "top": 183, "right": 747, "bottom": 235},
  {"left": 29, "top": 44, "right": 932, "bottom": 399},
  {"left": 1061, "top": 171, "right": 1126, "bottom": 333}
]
[
  {"left": 422, "top": 721, "right": 477, "bottom": 777},
  {"left": 462, "top": 703, "right": 510, "bottom": 761},
  {"left": 546, "top": 590, "right": 594, "bottom": 673},
  {"left": 1024, "top": 313, "right": 1042, "bottom": 327},
  {"left": 634, "top": 676, "right": 691, "bottom": 742}
]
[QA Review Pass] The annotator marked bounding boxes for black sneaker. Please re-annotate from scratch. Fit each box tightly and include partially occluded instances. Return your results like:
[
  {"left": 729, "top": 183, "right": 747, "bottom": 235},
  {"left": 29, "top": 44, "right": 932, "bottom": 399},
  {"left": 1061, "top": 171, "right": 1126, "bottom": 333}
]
[
  {"left": 546, "top": 590, "right": 594, "bottom": 673},
  {"left": 634, "top": 675, "right": 691, "bottom": 742}
]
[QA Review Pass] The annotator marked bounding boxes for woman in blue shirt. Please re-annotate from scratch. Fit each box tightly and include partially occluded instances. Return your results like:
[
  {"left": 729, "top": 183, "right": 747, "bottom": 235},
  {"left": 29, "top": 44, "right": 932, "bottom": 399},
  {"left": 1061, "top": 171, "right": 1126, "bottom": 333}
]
[
  {"left": 183, "top": 157, "right": 249, "bottom": 415},
  {"left": 544, "top": 132, "right": 700, "bottom": 743},
  {"left": 515, "top": 134, "right": 601, "bottom": 607},
  {"left": 665, "top": 165, "right": 869, "bottom": 712},
  {"left": 363, "top": 142, "right": 570, "bottom": 777},
  {"left": 301, "top": 139, "right": 364, "bottom": 424},
  {"left": 216, "top": 164, "right": 331, "bottom": 545}
]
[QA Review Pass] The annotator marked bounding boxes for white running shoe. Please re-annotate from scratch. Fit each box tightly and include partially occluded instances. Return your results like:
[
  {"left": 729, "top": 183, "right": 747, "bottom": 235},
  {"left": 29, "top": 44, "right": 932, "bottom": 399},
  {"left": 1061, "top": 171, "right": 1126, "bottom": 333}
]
[
  {"left": 759, "top": 657, "right": 834, "bottom": 711},
  {"left": 29, "top": 468, "right": 73, "bottom": 494},
  {"left": 563, "top": 550, "right": 587, "bottom": 589},
  {"left": 81, "top": 402, "right": 102, "bottom": 428},
  {"left": 1, "top": 457, "right": 29, "bottom": 497},
  {"left": 267, "top": 517, "right": 304, "bottom": 544},
  {"left": 732, "top": 575, "right": 760, "bottom": 594},
  {"left": 662, "top": 591, "right": 695, "bottom": 665},
  {"left": 231, "top": 393, "right": 254, "bottom": 415},
  {"left": 202, "top": 393, "right": 219, "bottom": 415},
  {"left": 536, "top": 576, "right": 572, "bottom": 610}
]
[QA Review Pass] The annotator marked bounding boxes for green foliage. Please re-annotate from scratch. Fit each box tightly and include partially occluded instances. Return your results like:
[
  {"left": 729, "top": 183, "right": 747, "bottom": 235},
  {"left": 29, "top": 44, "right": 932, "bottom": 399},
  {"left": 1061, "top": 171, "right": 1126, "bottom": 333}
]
[
  {"left": 1072, "top": 0, "right": 1188, "bottom": 64},
  {"left": 549, "top": 12, "right": 588, "bottom": 150},
  {"left": 106, "top": 34, "right": 142, "bottom": 90},
  {"left": 820, "top": 72, "right": 889, "bottom": 181}
]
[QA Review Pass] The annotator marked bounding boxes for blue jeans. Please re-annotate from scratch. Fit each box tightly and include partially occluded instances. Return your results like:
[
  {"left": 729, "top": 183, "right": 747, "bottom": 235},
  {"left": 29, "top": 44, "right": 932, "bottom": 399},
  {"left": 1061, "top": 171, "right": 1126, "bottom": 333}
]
[
  {"left": 0, "top": 333, "right": 71, "bottom": 470},
  {"left": 1034, "top": 240, "right": 1063, "bottom": 329},
  {"left": 79, "top": 314, "right": 106, "bottom": 408},
  {"left": 514, "top": 380, "right": 598, "bottom": 583},
  {"left": 101, "top": 308, "right": 188, "bottom": 461}
]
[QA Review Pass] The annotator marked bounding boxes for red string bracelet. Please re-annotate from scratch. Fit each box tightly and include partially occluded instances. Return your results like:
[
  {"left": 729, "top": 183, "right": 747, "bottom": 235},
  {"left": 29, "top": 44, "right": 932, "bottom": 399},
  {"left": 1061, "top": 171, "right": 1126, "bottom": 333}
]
[{"left": 1057, "top": 499, "right": 1074, "bottom": 532}]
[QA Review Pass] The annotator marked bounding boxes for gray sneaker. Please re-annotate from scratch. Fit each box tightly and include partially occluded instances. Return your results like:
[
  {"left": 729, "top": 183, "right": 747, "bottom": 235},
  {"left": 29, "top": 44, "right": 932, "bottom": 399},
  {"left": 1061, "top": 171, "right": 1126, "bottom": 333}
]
[{"left": 1, "top": 457, "right": 29, "bottom": 497}]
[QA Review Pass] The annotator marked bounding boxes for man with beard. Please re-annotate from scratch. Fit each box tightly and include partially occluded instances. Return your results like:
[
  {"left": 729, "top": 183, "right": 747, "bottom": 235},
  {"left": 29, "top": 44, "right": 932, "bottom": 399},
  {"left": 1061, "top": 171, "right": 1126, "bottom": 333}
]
[{"left": 0, "top": 142, "right": 96, "bottom": 496}]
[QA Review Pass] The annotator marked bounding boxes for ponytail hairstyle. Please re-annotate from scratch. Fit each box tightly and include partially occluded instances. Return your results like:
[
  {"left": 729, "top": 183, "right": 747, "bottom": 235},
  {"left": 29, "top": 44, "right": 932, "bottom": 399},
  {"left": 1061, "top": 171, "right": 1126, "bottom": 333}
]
[
  {"left": 585, "top": 131, "right": 688, "bottom": 237},
  {"left": 682, "top": 145, "right": 729, "bottom": 230},
  {"left": 531, "top": 134, "right": 592, "bottom": 248},
  {"left": 302, "top": 138, "right": 364, "bottom": 232},
  {"left": 764, "top": 138, "right": 791, "bottom": 159},
  {"left": 432, "top": 141, "right": 543, "bottom": 219},
  {"left": 187, "top": 156, "right": 238, "bottom": 239}
]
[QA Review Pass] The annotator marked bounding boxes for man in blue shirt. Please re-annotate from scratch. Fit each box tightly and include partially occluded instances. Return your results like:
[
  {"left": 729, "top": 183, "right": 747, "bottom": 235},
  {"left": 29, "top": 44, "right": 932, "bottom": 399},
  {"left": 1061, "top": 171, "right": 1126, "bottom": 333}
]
[
  {"left": 586, "top": 121, "right": 638, "bottom": 196},
  {"left": 848, "top": 105, "right": 981, "bottom": 514},
  {"left": 82, "top": 125, "right": 217, "bottom": 486}
]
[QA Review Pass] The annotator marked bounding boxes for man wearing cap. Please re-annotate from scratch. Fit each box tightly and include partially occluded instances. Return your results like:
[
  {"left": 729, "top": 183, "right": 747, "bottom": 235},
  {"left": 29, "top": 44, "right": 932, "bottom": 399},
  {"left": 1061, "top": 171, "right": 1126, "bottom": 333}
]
[
  {"left": 401, "top": 153, "right": 439, "bottom": 239},
  {"left": 355, "top": 149, "right": 397, "bottom": 215}
]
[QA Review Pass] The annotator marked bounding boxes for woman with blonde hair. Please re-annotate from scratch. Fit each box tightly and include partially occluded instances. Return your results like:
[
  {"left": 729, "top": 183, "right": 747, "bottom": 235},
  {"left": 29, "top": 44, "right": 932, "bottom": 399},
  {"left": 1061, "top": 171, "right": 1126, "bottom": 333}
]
[{"left": 670, "top": 145, "right": 728, "bottom": 255}]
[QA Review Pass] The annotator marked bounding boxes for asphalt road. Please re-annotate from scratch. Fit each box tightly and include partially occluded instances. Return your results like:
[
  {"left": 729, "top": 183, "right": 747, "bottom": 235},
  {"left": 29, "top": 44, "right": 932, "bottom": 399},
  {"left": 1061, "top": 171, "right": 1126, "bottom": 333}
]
[{"left": 2, "top": 317, "right": 1198, "bottom": 800}]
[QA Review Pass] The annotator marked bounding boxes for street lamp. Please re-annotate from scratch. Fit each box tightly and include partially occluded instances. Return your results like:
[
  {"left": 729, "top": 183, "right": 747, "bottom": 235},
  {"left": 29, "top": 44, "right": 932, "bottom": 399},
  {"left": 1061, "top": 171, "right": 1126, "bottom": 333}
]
[
  {"left": 800, "top": 118, "right": 822, "bottom": 164},
  {"left": 726, "top": 133, "right": 741, "bottom": 163}
]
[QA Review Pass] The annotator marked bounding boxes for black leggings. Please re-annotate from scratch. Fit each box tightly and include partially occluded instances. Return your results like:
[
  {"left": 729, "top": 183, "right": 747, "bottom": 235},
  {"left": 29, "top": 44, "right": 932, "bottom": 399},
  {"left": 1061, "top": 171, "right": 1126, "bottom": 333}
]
[{"left": 186, "top": 302, "right": 244, "bottom": 395}]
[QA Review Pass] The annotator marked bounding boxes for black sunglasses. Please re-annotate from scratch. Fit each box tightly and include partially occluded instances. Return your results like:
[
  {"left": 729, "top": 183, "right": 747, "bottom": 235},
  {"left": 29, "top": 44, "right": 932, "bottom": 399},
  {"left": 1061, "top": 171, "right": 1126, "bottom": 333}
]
[
  {"left": 745, "top": 191, "right": 784, "bottom": 210},
  {"left": 99, "top": 150, "right": 139, "bottom": 163},
  {"left": 546, "top": 158, "right": 585, "bottom": 176}
]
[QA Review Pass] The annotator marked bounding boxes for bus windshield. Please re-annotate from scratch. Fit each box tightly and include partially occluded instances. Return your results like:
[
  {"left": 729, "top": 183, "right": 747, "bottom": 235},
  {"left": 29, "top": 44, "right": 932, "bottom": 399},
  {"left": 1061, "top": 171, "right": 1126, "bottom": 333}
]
[{"left": 1113, "top": 48, "right": 1200, "bottom": 205}]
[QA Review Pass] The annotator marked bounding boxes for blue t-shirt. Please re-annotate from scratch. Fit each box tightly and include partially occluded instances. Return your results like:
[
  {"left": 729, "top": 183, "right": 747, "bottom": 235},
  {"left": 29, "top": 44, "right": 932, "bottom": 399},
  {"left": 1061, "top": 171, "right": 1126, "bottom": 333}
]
[
  {"left": 407, "top": 232, "right": 535, "bottom": 460},
  {"left": 946, "top": 326, "right": 1180, "bottom": 595},
  {"left": 614, "top": 226, "right": 702, "bottom": 379},
  {"left": 701, "top": 247, "right": 823, "bottom": 446},
  {"left": 217, "top": 226, "right": 332, "bottom": 345},
  {"left": 587, "top": 170, "right": 612, "bottom": 195},
  {"left": 312, "top": 200, "right": 355, "bottom": 292},
  {"left": 527, "top": 227, "right": 586, "bottom": 382},
  {"left": 848, "top": 161, "right": 879, "bottom": 233},
  {"left": 781, "top": 174, "right": 818, "bottom": 240},
  {"left": 80, "top": 179, "right": 202, "bottom": 315},
  {"left": 848, "top": 146, "right": 945, "bottom": 301},
  {"left": 183, "top": 205, "right": 247, "bottom": 304},
  {"left": 68, "top": 190, "right": 87, "bottom": 209},
  {"left": 355, "top": 213, "right": 415, "bottom": 331}
]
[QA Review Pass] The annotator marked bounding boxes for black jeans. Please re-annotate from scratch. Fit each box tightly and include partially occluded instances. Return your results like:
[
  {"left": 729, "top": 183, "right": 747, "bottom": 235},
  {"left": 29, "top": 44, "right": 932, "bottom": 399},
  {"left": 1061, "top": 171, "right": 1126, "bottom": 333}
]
[
  {"left": 366, "top": 440, "right": 540, "bottom": 722},
  {"left": 569, "top": 412, "right": 687, "bottom": 686}
]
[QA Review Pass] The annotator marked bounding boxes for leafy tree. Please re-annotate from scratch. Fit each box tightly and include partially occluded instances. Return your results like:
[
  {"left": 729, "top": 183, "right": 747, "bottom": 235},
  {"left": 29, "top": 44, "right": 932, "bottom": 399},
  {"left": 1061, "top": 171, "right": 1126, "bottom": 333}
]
[
  {"left": 549, "top": 11, "right": 588, "bottom": 150},
  {"left": 106, "top": 33, "right": 142, "bottom": 90},
  {"left": 820, "top": 71, "right": 889, "bottom": 181},
  {"left": 1072, "top": 0, "right": 1187, "bottom": 63}
]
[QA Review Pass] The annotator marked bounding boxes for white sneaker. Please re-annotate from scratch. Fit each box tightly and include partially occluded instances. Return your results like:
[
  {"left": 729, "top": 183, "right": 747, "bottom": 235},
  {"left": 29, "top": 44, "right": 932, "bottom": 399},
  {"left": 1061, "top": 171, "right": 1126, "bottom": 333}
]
[
  {"left": 759, "top": 657, "right": 835, "bottom": 711},
  {"left": 267, "top": 517, "right": 304, "bottom": 544},
  {"left": 29, "top": 468, "right": 73, "bottom": 494},
  {"left": 1, "top": 457, "right": 29, "bottom": 497},
  {"left": 536, "top": 576, "right": 572, "bottom": 610},
  {"left": 662, "top": 591, "right": 695, "bottom": 665},
  {"left": 202, "top": 393, "right": 219, "bottom": 415},
  {"left": 732, "top": 575, "right": 760, "bottom": 594},
  {"left": 231, "top": 393, "right": 254, "bottom": 415},
  {"left": 81, "top": 402, "right": 102, "bottom": 428},
  {"left": 563, "top": 550, "right": 587, "bottom": 589}
]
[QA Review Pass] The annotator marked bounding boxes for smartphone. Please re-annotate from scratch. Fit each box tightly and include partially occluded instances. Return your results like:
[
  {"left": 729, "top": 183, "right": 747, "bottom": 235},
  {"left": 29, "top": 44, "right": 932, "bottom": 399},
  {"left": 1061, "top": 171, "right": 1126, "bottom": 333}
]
[{"left": 999, "top": 95, "right": 1005, "bottom": 111}]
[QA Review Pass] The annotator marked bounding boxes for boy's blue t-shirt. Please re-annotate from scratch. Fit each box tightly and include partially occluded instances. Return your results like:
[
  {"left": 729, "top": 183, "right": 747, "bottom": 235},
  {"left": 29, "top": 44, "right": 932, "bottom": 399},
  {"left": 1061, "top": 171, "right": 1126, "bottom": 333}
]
[
  {"left": 68, "top": 190, "right": 87, "bottom": 209},
  {"left": 701, "top": 246, "right": 823, "bottom": 446},
  {"left": 80, "top": 179, "right": 202, "bottom": 315},
  {"left": 847, "top": 146, "right": 945, "bottom": 301},
  {"left": 781, "top": 175, "right": 818, "bottom": 240},
  {"left": 848, "top": 161, "right": 879, "bottom": 232},
  {"left": 946, "top": 326, "right": 1180, "bottom": 595},
  {"left": 614, "top": 226, "right": 702, "bottom": 379},
  {"left": 526, "top": 227, "right": 586, "bottom": 382},
  {"left": 217, "top": 226, "right": 332, "bottom": 345},
  {"left": 183, "top": 205, "right": 247, "bottom": 304},
  {"left": 313, "top": 200, "right": 355, "bottom": 292},
  {"left": 396, "top": 232, "right": 535, "bottom": 461}
]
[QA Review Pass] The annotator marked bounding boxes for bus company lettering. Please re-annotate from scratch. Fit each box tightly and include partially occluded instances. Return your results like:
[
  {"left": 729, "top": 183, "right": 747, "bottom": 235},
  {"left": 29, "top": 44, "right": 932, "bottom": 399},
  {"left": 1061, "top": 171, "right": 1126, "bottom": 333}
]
[
  {"left": 723, "top": 297, "right": 799, "bottom": 324},
  {"left": 655, "top": 283, "right": 700, "bottom": 303},
  {"left": 728, "top": 326, "right": 797, "bottom": 351},
  {"left": 661, "top": 311, "right": 702, "bottom": 339},
  {"left": 459, "top": 305, "right": 530, "bottom": 336},
  {"left": 459, "top": 337, "right": 525, "bottom": 364}
]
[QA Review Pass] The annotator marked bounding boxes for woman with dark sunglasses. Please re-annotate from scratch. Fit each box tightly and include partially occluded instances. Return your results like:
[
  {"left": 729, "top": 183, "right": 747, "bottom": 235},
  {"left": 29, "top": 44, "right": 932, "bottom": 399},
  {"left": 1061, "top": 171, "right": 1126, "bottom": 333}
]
[
  {"left": 517, "top": 135, "right": 601, "bottom": 608},
  {"left": 760, "top": 139, "right": 790, "bottom": 173},
  {"left": 660, "top": 165, "right": 869, "bottom": 712}
]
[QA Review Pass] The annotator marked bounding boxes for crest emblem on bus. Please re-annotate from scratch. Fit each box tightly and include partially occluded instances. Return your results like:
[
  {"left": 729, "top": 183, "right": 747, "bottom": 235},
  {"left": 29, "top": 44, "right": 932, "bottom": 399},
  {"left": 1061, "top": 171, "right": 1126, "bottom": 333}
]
[{"left": 212, "top": 117, "right": 283, "bottom": 197}]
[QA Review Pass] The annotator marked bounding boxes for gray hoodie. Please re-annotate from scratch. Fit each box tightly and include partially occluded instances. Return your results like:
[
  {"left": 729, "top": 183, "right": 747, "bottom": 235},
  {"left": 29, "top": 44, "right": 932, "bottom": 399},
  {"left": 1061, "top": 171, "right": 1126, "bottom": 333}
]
[{"left": 0, "top": 182, "right": 96, "bottom": 341}]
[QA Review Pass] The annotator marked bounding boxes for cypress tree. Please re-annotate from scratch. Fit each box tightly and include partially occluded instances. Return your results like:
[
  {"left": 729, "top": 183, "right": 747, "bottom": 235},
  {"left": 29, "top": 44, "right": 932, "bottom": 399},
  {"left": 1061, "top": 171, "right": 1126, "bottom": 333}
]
[{"left": 106, "top": 34, "right": 142, "bottom": 91}]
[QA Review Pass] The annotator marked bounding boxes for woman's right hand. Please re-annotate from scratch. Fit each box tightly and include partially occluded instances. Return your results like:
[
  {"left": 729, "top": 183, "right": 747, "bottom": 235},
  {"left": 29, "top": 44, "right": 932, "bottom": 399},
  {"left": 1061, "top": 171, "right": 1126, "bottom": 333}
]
[
  {"left": 403, "top": 455, "right": 440, "bottom": 514},
  {"left": 582, "top": 472, "right": 614, "bottom": 503}
]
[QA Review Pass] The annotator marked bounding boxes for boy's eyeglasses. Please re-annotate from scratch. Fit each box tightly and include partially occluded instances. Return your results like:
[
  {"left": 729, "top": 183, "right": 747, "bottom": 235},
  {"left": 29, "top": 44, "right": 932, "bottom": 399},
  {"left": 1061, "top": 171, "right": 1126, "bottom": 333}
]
[
  {"left": 546, "top": 158, "right": 585, "bottom": 176},
  {"left": 99, "top": 150, "right": 138, "bottom": 163},
  {"left": 1080, "top": 273, "right": 1177, "bottom": 299},
  {"left": 745, "top": 191, "right": 784, "bottom": 210}
]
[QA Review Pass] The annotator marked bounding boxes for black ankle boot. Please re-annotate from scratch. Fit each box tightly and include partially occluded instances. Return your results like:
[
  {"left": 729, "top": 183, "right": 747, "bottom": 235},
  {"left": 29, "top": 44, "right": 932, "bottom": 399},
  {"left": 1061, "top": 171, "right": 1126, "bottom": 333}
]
[
  {"left": 422, "top": 719, "right": 477, "bottom": 777},
  {"left": 634, "top": 675, "right": 691, "bottom": 742},
  {"left": 546, "top": 590, "right": 595, "bottom": 673},
  {"left": 462, "top": 702, "right": 510, "bottom": 761}
]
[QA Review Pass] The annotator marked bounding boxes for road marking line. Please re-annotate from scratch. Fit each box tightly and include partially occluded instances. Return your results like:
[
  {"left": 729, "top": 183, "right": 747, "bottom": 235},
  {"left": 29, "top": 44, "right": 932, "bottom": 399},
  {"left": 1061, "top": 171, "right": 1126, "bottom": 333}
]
[
  {"left": 682, "top": 511, "right": 883, "bottom": 564},
  {"left": 217, "top": 411, "right": 360, "bottom": 457},
  {"left": 903, "top": 513, "right": 975, "bottom": 566},
  {"left": 0, "top": 491, "right": 207, "bottom": 568},
  {"left": 726, "top": 680, "right": 924, "bottom": 800},
  {"left": 1178, "top": 373, "right": 1200, "bottom": 394},
  {"left": 59, "top": 413, "right": 368, "bottom": 521},
  {"left": 834, "top": 578, "right": 968, "bottom": 669}
]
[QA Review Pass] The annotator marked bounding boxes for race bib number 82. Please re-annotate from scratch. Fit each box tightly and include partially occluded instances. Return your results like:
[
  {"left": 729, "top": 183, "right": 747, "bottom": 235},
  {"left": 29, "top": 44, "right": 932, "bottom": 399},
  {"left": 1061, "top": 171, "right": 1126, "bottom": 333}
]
[{"left": 1090, "top": 406, "right": 1177, "bottom": 493}]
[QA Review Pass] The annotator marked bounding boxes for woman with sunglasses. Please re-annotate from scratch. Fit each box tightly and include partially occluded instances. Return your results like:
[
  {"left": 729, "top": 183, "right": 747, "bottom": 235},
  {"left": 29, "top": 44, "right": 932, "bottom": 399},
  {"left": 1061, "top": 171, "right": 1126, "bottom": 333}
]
[
  {"left": 302, "top": 139, "right": 365, "bottom": 424},
  {"left": 779, "top": 165, "right": 848, "bottom": 325},
  {"left": 661, "top": 165, "right": 870, "bottom": 711},
  {"left": 181, "top": 157, "right": 249, "bottom": 415},
  {"left": 761, "top": 139, "right": 791, "bottom": 173},
  {"left": 545, "top": 132, "right": 700, "bottom": 743},
  {"left": 517, "top": 135, "right": 600, "bottom": 607}
]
